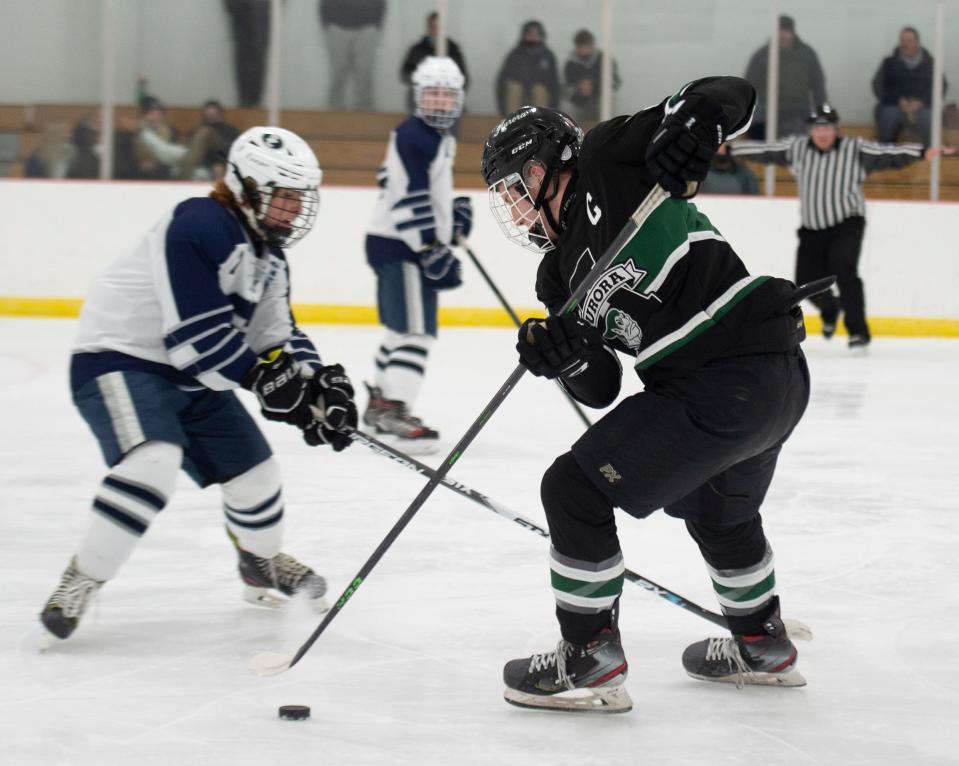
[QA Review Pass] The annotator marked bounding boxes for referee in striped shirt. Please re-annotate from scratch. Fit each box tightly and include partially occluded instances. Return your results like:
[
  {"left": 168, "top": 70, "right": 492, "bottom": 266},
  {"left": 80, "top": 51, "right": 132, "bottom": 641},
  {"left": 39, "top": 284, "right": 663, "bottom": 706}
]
[{"left": 730, "top": 104, "right": 950, "bottom": 348}]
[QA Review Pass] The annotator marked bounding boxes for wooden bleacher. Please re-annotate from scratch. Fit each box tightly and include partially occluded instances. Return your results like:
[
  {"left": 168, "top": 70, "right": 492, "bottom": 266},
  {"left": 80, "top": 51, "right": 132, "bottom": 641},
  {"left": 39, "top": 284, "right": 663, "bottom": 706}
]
[{"left": 3, "top": 103, "right": 958, "bottom": 198}]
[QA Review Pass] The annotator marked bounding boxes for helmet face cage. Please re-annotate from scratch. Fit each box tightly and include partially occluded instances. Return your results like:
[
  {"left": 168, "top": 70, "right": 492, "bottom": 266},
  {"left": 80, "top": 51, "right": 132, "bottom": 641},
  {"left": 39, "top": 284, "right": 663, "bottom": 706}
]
[
  {"left": 412, "top": 56, "right": 465, "bottom": 130},
  {"left": 226, "top": 127, "right": 322, "bottom": 248},
  {"left": 487, "top": 171, "right": 555, "bottom": 254}
]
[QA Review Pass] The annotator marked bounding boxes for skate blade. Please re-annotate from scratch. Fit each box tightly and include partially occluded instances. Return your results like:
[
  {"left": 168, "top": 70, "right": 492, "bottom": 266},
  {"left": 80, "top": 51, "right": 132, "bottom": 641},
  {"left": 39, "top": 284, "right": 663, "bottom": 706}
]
[
  {"left": 783, "top": 619, "right": 813, "bottom": 642},
  {"left": 374, "top": 432, "right": 440, "bottom": 456},
  {"left": 686, "top": 668, "right": 807, "bottom": 687},
  {"left": 37, "top": 629, "right": 61, "bottom": 652},
  {"left": 504, "top": 685, "right": 633, "bottom": 714},
  {"left": 243, "top": 586, "right": 330, "bottom": 614},
  {"left": 247, "top": 651, "right": 294, "bottom": 676}
]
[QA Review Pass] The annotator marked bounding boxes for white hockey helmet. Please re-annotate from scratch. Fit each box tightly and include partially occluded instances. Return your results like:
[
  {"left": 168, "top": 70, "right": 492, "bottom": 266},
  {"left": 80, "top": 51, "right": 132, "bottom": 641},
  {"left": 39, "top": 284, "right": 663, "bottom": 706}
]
[
  {"left": 412, "top": 56, "right": 465, "bottom": 130},
  {"left": 225, "top": 126, "right": 322, "bottom": 247}
]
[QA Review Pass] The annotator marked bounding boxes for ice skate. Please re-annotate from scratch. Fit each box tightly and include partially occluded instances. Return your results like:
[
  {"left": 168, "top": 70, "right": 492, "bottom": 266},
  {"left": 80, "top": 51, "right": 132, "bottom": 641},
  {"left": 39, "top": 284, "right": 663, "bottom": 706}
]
[
  {"left": 236, "top": 546, "right": 328, "bottom": 613},
  {"left": 682, "top": 609, "right": 806, "bottom": 687},
  {"left": 821, "top": 320, "right": 836, "bottom": 339},
  {"left": 848, "top": 334, "right": 870, "bottom": 351},
  {"left": 362, "top": 384, "right": 439, "bottom": 455},
  {"left": 39, "top": 557, "right": 104, "bottom": 641},
  {"left": 503, "top": 627, "right": 632, "bottom": 713}
]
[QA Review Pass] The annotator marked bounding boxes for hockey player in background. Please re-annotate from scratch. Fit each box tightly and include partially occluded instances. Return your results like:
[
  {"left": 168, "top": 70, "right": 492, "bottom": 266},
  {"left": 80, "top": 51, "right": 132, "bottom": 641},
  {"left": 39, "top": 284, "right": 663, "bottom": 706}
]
[
  {"left": 363, "top": 56, "right": 471, "bottom": 454},
  {"left": 481, "top": 78, "right": 812, "bottom": 713},
  {"left": 39, "top": 127, "right": 358, "bottom": 643}
]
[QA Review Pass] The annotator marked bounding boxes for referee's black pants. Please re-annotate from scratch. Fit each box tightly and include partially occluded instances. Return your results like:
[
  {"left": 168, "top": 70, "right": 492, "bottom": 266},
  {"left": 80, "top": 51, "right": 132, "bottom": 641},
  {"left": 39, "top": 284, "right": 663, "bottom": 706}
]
[{"left": 796, "top": 215, "right": 869, "bottom": 339}]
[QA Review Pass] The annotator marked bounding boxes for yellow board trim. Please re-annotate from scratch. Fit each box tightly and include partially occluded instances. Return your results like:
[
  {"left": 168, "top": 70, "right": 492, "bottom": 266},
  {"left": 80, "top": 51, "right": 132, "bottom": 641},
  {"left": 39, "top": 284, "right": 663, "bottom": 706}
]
[{"left": 1, "top": 296, "right": 957, "bottom": 337}]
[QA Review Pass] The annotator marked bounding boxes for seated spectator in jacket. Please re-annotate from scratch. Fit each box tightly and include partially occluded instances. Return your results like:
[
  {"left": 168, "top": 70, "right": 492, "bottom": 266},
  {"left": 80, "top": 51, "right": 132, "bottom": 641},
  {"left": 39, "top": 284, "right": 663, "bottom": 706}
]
[
  {"left": 67, "top": 113, "right": 101, "bottom": 179},
  {"left": 178, "top": 100, "right": 241, "bottom": 180},
  {"left": 134, "top": 97, "right": 187, "bottom": 180},
  {"left": 698, "top": 143, "right": 760, "bottom": 195},
  {"left": 400, "top": 11, "right": 469, "bottom": 112},
  {"left": 745, "top": 15, "right": 827, "bottom": 138},
  {"left": 24, "top": 122, "right": 74, "bottom": 179},
  {"left": 872, "top": 26, "right": 944, "bottom": 145},
  {"left": 562, "top": 29, "right": 620, "bottom": 123},
  {"left": 495, "top": 20, "right": 560, "bottom": 116}
]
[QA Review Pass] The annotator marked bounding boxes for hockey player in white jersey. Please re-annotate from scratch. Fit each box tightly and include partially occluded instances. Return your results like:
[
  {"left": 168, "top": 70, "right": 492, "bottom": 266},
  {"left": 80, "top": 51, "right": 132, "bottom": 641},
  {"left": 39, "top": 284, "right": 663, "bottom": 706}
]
[
  {"left": 363, "top": 56, "right": 471, "bottom": 453},
  {"left": 39, "top": 127, "right": 358, "bottom": 643}
]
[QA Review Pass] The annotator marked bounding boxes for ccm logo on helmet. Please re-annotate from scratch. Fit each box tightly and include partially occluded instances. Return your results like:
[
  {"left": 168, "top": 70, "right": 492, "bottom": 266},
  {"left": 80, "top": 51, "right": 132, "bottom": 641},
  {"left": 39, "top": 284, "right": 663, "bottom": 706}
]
[{"left": 511, "top": 138, "right": 534, "bottom": 155}]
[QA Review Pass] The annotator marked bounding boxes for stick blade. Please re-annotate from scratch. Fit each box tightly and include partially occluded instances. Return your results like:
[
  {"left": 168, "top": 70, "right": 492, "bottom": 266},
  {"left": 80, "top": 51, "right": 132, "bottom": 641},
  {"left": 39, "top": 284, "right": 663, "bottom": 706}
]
[
  {"left": 784, "top": 618, "right": 814, "bottom": 642},
  {"left": 248, "top": 651, "right": 294, "bottom": 676}
]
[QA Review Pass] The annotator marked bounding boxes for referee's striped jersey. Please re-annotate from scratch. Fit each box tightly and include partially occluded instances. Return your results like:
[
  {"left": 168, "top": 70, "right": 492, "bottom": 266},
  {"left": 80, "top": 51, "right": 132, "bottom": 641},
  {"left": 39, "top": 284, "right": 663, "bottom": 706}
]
[{"left": 730, "top": 136, "right": 923, "bottom": 230}]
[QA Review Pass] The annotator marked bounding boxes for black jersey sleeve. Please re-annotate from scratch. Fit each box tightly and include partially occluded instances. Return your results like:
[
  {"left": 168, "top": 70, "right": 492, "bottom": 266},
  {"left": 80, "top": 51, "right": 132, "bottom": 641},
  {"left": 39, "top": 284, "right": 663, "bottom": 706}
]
[{"left": 678, "top": 76, "right": 757, "bottom": 140}]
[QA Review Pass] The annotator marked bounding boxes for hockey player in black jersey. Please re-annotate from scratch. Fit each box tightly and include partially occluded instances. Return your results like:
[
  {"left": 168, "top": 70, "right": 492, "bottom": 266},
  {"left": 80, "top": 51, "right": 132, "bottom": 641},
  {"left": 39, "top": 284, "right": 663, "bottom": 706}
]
[{"left": 481, "top": 77, "right": 811, "bottom": 713}]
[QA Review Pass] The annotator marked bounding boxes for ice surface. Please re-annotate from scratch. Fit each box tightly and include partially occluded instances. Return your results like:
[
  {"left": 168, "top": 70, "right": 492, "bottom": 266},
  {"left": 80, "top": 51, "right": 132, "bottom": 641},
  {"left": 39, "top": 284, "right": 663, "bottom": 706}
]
[{"left": 1, "top": 318, "right": 958, "bottom": 765}]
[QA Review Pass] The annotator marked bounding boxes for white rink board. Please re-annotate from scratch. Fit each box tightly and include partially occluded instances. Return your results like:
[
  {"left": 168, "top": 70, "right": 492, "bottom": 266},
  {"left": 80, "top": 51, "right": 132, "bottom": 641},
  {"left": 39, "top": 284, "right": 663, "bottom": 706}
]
[{"left": 3, "top": 179, "right": 959, "bottom": 319}]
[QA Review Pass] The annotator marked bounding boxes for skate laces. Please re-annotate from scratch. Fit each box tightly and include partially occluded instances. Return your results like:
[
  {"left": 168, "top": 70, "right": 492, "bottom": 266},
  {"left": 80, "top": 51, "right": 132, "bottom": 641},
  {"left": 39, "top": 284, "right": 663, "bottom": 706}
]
[
  {"left": 50, "top": 563, "right": 101, "bottom": 618},
  {"left": 705, "top": 637, "right": 752, "bottom": 687},
  {"left": 528, "top": 640, "right": 576, "bottom": 690},
  {"left": 268, "top": 553, "right": 312, "bottom": 589}
]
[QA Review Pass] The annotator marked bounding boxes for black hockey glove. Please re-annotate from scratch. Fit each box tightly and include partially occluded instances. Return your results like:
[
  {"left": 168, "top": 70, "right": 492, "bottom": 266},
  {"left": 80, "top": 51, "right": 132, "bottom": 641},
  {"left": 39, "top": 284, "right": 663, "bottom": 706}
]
[
  {"left": 645, "top": 92, "right": 729, "bottom": 198},
  {"left": 517, "top": 315, "right": 605, "bottom": 379},
  {"left": 419, "top": 242, "right": 463, "bottom": 290},
  {"left": 303, "top": 363, "right": 357, "bottom": 451},
  {"left": 241, "top": 349, "right": 313, "bottom": 429},
  {"left": 452, "top": 196, "right": 473, "bottom": 243}
]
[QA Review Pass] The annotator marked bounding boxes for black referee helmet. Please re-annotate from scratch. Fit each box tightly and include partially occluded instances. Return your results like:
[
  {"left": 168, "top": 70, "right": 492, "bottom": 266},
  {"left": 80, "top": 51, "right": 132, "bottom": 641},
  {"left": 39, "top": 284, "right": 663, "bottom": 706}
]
[{"left": 808, "top": 103, "right": 840, "bottom": 125}]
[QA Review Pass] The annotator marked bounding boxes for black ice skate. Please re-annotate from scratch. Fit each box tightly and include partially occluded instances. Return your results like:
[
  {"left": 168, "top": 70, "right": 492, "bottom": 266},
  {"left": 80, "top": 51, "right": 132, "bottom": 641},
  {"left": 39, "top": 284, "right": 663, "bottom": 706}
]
[
  {"left": 503, "top": 627, "right": 632, "bottom": 713},
  {"left": 821, "top": 320, "right": 836, "bottom": 339},
  {"left": 231, "top": 535, "right": 328, "bottom": 612},
  {"left": 848, "top": 334, "right": 870, "bottom": 351},
  {"left": 362, "top": 384, "right": 439, "bottom": 454},
  {"left": 682, "top": 610, "right": 806, "bottom": 687},
  {"left": 40, "top": 557, "right": 104, "bottom": 641}
]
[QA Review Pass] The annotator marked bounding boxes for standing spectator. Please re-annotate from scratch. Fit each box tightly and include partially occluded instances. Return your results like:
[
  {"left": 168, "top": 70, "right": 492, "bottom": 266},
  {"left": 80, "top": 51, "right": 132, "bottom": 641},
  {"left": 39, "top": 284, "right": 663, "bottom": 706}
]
[
  {"left": 24, "top": 123, "right": 75, "bottom": 178},
  {"left": 319, "top": 0, "right": 386, "bottom": 110},
  {"left": 745, "top": 15, "right": 827, "bottom": 138},
  {"left": 495, "top": 20, "right": 560, "bottom": 116},
  {"left": 400, "top": 11, "right": 469, "bottom": 112},
  {"left": 224, "top": 0, "right": 271, "bottom": 107},
  {"left": 698, "top": 142, "right": 759, "bottom": 195},
  {"left": 872, "top": 26, "right": 944, "bottom": 145},
  {"left": 730, "top": 104, "right": 952, "bottom": 349},
  {"left": 178, "top": 100, "right": 242, "bottom": 180},
  {"left": 562, "top": 29, "right": 620, "bottom": 124}
]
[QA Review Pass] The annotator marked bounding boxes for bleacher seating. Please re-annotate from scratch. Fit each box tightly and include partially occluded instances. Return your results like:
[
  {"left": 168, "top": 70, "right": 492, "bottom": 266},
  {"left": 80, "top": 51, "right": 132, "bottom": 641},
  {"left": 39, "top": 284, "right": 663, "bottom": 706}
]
[{"left": 2, "top": 103, "right": 958, "bottom": 198}]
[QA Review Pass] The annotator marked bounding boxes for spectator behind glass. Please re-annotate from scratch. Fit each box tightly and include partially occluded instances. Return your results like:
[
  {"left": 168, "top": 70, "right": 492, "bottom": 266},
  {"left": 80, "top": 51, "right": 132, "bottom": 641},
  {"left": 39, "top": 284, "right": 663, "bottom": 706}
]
[
  {"left": 495, "top": 20, "right": 560, "bottom": 116},
  {"left": 400, "top": 11, "right": 469, "bottom": 112},
  {"left": 744, "top": 15, "right": 827, "bottom": 138},
  {"left": 135, "top": 97, "right": 187, "bottom": 180},
  {"left": 562, "top": 29, "right": 620, "bottom": 124},
  {"left": 67, "top": 113, "right": 101, "bottom": 179},
  {"left": 178, "top": 100, "right": 241, "bottom": 180},
  {"left": 872, "top": 26, "right": 945, "bottom": 146},
  {"left": 223, "top": 0, "right": 271, "bottom": 107},
  {"left": 24, "top": 122, "right": 74, "bottom": 179},
  {"left": 698, "top": 143, "right": 759, "bottom": 195},
  {"left": 319, "top": 0, "right": 386, "bottom": 110}
]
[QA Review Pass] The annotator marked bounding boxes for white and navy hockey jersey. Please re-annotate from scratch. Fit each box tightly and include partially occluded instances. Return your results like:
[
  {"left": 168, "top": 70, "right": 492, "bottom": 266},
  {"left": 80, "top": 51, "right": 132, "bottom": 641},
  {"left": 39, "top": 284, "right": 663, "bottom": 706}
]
[
  {"left": 366, "top": 116, "right": 456, "bottom": 264},
  {"left": 72, "top": 197, "right": 320, "bottom": 391}
]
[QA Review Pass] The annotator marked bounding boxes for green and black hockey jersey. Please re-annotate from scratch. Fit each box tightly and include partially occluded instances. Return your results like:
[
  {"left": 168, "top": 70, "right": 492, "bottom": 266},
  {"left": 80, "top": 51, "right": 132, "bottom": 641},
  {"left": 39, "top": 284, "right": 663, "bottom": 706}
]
[{"left": 535, "top": 76, "right": 804, "bottom": 384}]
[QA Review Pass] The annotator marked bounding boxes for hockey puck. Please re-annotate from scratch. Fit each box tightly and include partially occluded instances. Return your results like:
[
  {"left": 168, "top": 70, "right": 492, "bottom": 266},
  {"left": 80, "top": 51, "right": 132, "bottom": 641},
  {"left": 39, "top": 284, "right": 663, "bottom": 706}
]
[{"left": 278, "top": 705, "right": 311, "bottom": 721}]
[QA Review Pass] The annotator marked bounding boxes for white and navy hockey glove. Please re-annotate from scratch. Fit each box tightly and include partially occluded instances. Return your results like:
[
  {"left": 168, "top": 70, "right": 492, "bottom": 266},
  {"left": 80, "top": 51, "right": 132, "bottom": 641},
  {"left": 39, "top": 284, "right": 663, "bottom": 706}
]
[
  {"left": 419, "top": 242, "right": 463, "bottom": 290},
  {"left": 645, "top": 92, "right": 729, "bottom": 198},
  {"left": 305, "top": 363, "right": 357, "bottom": 451},
  {"left": 452, "top": 196, "right": 473, "bottom": 243}
]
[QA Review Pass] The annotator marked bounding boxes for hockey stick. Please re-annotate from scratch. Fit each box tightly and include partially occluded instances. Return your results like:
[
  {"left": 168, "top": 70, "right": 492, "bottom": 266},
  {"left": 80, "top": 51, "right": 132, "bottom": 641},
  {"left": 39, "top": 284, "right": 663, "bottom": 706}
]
[
  {"left": 348, "top": 428, "right": 811, "bottom": 640},
  {"left": 457, "top": 238, "right": 593, "bottom": 429},
  {"left": 248, "top": 186, "right": 672, "bottom": 677}
]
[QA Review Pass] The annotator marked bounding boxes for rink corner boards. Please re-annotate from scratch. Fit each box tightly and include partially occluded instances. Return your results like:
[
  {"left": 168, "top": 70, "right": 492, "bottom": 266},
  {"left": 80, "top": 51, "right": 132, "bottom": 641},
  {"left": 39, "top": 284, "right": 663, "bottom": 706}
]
[{"left": 1, "top": 297, "right": 958, "bottom": 337}]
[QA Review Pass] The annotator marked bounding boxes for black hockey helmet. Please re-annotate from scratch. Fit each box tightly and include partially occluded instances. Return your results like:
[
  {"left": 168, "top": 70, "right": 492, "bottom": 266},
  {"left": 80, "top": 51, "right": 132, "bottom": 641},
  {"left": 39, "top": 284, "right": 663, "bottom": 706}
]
[
  {"left": 807, "top": 103, "right": 839, "bottom": 125},
  {"left": 481, "top": 106, "right": 583, "bottom": 195}
]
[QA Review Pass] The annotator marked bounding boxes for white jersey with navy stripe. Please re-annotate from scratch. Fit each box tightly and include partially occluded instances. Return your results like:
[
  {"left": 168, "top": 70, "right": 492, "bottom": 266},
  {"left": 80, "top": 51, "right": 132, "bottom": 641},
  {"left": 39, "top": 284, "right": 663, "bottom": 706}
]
[
  {"left": 367, "top": 116, "right": 456, "bottom": 250},
  {"left": 73, "top": 197, "right": 320, "bottom": 390},
  {"left": 730, "top": 135, "right": 923, "bottom": 230}
]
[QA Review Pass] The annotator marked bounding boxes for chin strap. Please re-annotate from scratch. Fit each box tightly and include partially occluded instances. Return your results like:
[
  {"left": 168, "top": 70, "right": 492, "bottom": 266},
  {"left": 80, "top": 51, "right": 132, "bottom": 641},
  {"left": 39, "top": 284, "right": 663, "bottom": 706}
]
[{"left": 532, "top": 134, "right": 576, "bottom": 237}]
